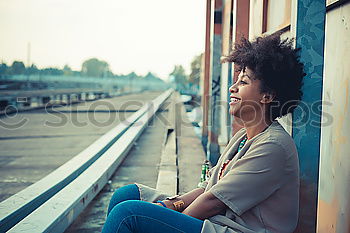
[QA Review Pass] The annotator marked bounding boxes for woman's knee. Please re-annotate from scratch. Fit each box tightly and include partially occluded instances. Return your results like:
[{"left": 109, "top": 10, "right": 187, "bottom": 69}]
[
  {"left": 107, "top": 184, "right": 140, "bottom": 216},
  {"left": 103, "top": 200, "right": 141, "bottom": 233},
  {"left": 109, "top": 200, "right": 135, "bottom": 216}
]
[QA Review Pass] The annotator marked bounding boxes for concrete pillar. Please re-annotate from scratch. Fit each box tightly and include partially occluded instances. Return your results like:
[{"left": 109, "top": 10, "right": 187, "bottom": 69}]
[
  {"left": 231, "top": 0, "right": 249, "bottom": 137},
  {"left": 0, "top": 100, "right": 8, "bottom": 111},
  {"left": 24, "top": 97, "right": 31, "bottom": 107},
  {"left": 201, "top": 0, "right": 212, "bottom": 154},
  {"left": 42, "top": 96, "right": 50, "bottom": 104},
  {"left": 218, "top": 0, "right": 233, "bottom": 152},
  {"left": 207, "top": 0, "right": 223, "bottom": 165},
  {"left": 34, "top": 96, "right": 40, "bottom": 107}
]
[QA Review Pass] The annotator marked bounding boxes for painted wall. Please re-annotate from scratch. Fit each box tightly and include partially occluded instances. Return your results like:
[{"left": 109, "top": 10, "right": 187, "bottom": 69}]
[
  {"left": 317, "top": 1, "right": 350, "bottom": 232},
  {"left": 231, "top": 0, "right": 250, "bottom": 136},
  {"left": 219, "top": 0, "right": 233, "bottom": 152},
  {"left": 293, "top": 0, "right": 326, "bottom": 232},
  {"left": 207, "top": 0, "right": 223, "bottom": 165},
  {"left": 201, "top": 0, "right": 212, "bottom": 153},
  {"left": 248, "top": 0, "right": 264, "bottom": 39},
  {"left": 265, "top": 0, "right": 291, "bottom": 32},
  {"left": 204, "top": 0, "right": 350, "bottom": 232}
]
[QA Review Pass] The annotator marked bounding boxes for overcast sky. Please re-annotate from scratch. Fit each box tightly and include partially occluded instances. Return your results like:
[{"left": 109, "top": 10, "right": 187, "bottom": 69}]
[{"left": 0, "top": 0, "right": 206, "bottom": 79}]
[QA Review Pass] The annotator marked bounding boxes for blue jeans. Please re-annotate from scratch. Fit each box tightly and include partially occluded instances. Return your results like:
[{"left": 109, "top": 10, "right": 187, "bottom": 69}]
[{"left": 102, "top": 184, "right": 204, "bottom": 233}]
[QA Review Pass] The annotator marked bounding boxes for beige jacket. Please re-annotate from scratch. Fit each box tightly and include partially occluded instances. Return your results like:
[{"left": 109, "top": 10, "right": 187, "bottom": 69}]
[{"left": 137, "top": 121, "right": 299, "bottom": 233}]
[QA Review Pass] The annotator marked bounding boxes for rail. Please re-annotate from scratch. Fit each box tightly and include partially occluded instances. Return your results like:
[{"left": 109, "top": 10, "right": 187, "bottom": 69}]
[{"left": 0, "top": 89, "right": 172, "bottom": 232}]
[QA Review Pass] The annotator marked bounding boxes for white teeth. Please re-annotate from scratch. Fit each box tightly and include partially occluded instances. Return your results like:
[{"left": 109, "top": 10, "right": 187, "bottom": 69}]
[{"left": 230, "top": 97, "right": 240, "bottom": 102}]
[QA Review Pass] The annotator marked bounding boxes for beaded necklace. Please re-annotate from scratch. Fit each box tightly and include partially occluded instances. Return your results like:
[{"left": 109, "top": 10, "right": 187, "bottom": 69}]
[
  {"left": 237, "top": 135, "right": 248, "bottom": 152},
  {"left": 218, "top": 135, "right": 248, "bottom": 179}
]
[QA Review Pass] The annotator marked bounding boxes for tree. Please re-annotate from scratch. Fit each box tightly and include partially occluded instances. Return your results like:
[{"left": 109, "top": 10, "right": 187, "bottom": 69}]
[
  {"left": 40, "top": 67, "right": 63, "bottom": 75},
  {"left": 26, "top": 64, "right": 39, "bottom": 75},
  {"left": 10, "top": 61, "right": 26, "bottom": 75},
  {"left": 126, "top": 72, "right": 139, "bottom": 80},
  {"left": 169, "top": 65, "right": 187, "bottom": 90},
  {"left": 189, "top": 54, "right": 203, "bottom": 85},
  {"left": 63, "top": 64, "right": 73, "bottom": 76},
  {"left": 144, "top": 72, "right": 163, "bottom": 82},
  {"left": 0, "top": 63, "right": 8, "bottom": 75},
  {"left": 81, "top": 58, "right": 110, "bottom": 77}
]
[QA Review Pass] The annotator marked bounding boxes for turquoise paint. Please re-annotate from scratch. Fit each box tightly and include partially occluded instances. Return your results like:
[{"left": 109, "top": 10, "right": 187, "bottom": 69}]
[
  {"left": 292, "top": 0, "right": 326, "bottom": 231},
  {"left": 293, "top": 0, "right": 325, "bottom": 183}
]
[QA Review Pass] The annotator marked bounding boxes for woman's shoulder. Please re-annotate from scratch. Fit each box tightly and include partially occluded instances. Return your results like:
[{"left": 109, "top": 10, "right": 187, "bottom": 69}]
[{"left": 254, "top": 121, "right": 297, "bottom": 155}]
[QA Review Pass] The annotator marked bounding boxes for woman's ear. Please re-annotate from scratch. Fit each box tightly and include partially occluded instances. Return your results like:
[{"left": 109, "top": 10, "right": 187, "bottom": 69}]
[{"left": 260, "top": 93, "right": 275, "bottom": 104}]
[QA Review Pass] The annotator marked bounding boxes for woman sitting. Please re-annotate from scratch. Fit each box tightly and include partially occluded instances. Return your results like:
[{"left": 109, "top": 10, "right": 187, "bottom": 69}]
[{"left": 102, "top": 34, "right": 305, "bottom": 233}]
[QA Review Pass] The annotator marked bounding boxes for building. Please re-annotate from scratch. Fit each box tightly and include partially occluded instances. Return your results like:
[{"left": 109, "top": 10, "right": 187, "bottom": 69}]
[{"left": 200, "top": 0, "right": 350, "bottom": 232}]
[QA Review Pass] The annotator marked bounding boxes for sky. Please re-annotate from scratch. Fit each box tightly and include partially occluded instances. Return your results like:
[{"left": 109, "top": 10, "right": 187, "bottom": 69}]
[{"left": 0, "top": 0, "right": 206, "bottom": 80}]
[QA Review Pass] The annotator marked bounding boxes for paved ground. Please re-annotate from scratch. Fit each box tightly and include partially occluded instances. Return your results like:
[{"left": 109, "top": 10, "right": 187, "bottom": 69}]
[
  {"left": 65, "top": 98, "right": 170, "bottom": 233},
  {"left": 0, "top": 91, "right": 162, "bottom": 202}
]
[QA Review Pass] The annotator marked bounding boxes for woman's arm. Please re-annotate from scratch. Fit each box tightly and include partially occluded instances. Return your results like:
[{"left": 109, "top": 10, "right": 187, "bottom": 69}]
[
  {"left": 157, "top": 188, "right": 205, "bottom": 210},
  {"left": 182, "top": 191, "right": 226, "bottom": 220}
]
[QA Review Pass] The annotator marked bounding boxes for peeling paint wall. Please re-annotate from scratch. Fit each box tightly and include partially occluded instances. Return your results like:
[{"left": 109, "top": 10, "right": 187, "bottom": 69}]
[
  {"left": 317, "top": 2, "right": 350, "bottom": 232},
  {"left": 293, "top": 0, "right": 326, "bottom": 232}
]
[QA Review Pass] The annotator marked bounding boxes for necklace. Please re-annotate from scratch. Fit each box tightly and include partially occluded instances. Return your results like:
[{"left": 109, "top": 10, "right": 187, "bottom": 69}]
[
  {"left": 218, "top": 135, "right": 248, "bottom": 180},
  {"left": 237, "top": 135, "right": 248, "bottom": 152}
]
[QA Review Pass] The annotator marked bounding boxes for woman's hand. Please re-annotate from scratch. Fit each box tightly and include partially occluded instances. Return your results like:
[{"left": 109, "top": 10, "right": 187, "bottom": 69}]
[
  {"left": 153, "top": 200, "right": 175, "bottom": 210},
  {"left": 152, "top": 188, "right": 205, "bottom": 211}
]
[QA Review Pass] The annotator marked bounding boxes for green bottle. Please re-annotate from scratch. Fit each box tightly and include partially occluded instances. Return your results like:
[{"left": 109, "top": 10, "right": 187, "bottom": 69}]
[{"left": 200, "top": 160, "right": 210, "bottom": 182}]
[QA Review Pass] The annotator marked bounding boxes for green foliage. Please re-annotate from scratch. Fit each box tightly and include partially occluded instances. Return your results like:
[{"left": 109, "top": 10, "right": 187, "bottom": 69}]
[
  {"left": 63, "top": 64, "right": 73, "bottom": 76},
  {"left": 189, "top": 54, "right": 203, "bottom": 85},
  {"left": 0, "top": 63, "right": 8, "bottom": 75},
  {"left": 10, "top": 61, "right": 26, "bottom": 74},
  {"left": 144, "top": 72, "right": 162, "bottom": 82},
  {"left": 40, "top": 67, "right": 63, "bottom": 75},
  {"left": 81, "top": 58, "right": 110, "bottom": 77},
  {"left": 26, "top": 64, "right": 39, "bottom": 75},
  {"left": 169, "top": 65, "right": 187, "bottom": 88},
  {"left": 126, "top": 72, "right": 139, "bottom": 79}
]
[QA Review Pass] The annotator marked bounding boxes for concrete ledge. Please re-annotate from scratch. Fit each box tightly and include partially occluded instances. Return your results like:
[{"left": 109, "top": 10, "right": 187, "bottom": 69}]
[
  {"left": 175, "top": 93, "right": 206, "bottom": 194},
  {"left": 156, "top": 92, "right": 177, "bottom": 195},
  {"left": 156, "top": 92, "right": 206, "bottom": 195},
  {"left": 156, "top": 129, "right": 177, "bottom": 195}
]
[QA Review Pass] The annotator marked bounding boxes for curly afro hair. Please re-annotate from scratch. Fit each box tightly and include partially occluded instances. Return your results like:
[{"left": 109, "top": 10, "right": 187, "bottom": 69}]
[{"left": 223, "top": 34, "right": 305, "bottom": 120}]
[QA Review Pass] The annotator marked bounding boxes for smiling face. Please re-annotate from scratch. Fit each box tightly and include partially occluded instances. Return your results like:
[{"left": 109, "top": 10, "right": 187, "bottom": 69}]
[{"left": 229, "top": 67, "right": 268, "bottom": 123}]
